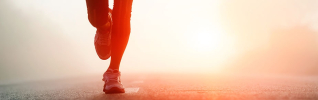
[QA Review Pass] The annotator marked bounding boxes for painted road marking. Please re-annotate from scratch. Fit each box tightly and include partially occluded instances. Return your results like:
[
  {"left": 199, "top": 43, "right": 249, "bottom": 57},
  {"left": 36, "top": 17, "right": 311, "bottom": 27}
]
[{"left": 125, "top": 88, "right": 139, "bottom": 93}]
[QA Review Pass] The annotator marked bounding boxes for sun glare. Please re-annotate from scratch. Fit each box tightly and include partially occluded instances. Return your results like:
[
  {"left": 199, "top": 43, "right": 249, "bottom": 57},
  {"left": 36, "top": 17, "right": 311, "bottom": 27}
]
[
  {"left": 185, "top": 28, "right": 225, "bottom": 53},
  {"left": 194, "top": 32, "right": 221, "bottom": 52}
]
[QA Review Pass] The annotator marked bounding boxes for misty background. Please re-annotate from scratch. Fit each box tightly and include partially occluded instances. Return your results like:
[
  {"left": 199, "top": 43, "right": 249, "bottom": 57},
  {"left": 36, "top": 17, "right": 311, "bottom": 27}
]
[{"left": 1, "top": 0, "right": 318, "bottom": 84}]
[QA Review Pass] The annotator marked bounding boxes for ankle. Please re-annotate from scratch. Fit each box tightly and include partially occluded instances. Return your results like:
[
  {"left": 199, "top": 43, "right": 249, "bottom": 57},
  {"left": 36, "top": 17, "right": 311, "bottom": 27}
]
[
  {"left": 97, "top": 22, "right": 111, "bottom": 32},
  {"left": 108, "top": 64, "right": 120, "bottom": 71},
  {"left": 106, "top": 68, "right": 119, "bottom": 73}
]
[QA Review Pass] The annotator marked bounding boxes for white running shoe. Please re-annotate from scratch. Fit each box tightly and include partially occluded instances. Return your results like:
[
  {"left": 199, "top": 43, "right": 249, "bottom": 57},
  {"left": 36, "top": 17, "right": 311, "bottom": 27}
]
[
  {"left": 102, "top": 69, "right": 125, "bottom": 93},
  {"left": 94, "top": 10, "right": 112, "bottom": 60}
]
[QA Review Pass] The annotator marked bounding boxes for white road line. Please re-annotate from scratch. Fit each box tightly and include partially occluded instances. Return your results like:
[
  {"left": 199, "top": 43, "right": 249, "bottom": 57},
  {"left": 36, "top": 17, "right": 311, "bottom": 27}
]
[{"left": 125, "top": 88, "right": 139, "bottom": 93}]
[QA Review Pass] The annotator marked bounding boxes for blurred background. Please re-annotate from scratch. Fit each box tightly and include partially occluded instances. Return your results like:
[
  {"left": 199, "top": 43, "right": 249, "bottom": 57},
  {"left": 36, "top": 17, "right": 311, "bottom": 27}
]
[{"left": 1, "top": 0, "right": 318, "bottom": 84}]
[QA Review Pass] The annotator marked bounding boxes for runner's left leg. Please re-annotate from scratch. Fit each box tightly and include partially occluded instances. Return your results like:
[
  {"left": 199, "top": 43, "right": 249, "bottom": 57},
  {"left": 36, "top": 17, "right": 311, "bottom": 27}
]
[{"left": 107, "top": 0, "right": 133, "bottom": 70}]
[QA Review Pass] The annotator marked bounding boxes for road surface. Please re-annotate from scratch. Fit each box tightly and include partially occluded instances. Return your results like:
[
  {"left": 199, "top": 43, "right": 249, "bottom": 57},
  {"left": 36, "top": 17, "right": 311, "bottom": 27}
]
[{"left": 0, "top": 73, "right": 318, "bottom": 100}]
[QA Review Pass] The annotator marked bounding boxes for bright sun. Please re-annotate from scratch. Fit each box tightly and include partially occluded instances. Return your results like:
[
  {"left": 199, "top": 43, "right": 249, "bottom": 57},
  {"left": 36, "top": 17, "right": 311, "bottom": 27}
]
[
  {"left": 193, "top": 32, "right": 222, "bottom": 52},
  {"left": 186, "top": 29, "right": 224, "bottom": 53}
]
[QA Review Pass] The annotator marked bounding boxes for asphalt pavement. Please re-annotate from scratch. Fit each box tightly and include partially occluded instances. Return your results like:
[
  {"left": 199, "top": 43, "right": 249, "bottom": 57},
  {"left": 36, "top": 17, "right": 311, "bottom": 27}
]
[{"left": 0, "top": 73, "right": 318, "bottom": 100}]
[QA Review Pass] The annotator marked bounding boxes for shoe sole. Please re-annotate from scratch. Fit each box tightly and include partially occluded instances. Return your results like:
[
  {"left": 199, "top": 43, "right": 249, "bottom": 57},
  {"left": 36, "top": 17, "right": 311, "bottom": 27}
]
[{"left": 104, "top": 87, "right": 125, "bottom": 94}]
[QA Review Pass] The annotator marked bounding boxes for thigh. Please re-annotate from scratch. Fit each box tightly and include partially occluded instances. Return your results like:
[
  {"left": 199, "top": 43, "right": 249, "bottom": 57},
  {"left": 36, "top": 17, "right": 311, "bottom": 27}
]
[
  {"left": 86, "top": 0, "right": 109, "bottom": 28},
  {"left": 112, "top": 0, "right": 133, "bottom": 27}
]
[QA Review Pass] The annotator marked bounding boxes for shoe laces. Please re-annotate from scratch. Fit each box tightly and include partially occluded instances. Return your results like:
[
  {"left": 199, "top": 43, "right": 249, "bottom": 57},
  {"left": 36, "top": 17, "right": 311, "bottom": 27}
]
[
  {"left": 96, "top": 30, "right": 111, "bottom": 45},
  {"left": 103, "top": 69, "right": 121, "bottom": 82}
]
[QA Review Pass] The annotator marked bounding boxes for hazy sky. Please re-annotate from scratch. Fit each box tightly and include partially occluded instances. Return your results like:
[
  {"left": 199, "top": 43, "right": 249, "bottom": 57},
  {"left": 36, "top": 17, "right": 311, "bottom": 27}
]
[{"left": 1, "top": 0, "right": 318, "bottom": 84}]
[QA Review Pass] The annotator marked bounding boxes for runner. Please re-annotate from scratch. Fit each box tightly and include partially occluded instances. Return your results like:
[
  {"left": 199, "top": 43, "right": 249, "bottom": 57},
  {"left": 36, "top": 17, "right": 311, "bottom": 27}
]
[{"left": 85, "top": 0, "right": 133, "bottom": 94}]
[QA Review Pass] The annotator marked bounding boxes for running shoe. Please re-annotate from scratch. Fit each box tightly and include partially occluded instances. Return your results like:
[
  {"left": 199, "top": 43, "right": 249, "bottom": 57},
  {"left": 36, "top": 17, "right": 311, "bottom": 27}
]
[
  {"left": 94, "top": 12, "right": 112, "bottom": 60},
  {"left": 102, "top": 69, "right": 125, "bottom": 93}
]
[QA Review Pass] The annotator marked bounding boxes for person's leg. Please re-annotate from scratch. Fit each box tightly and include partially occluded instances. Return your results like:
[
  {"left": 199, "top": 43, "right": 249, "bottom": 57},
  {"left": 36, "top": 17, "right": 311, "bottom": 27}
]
[
  {"left": 86, "top": 0, "right": 113, "bottom": 60},
  {"left": 108, "top": 0, "right": 133, "bottom": 70},
  {"left": 86, "top": 0, "right": 109, "bottom": 29}
]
